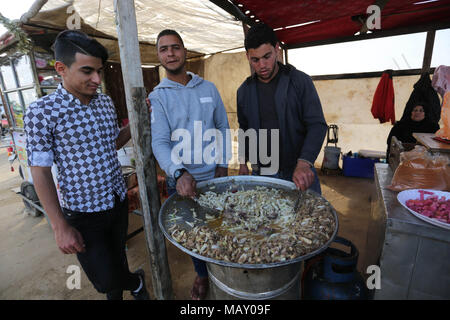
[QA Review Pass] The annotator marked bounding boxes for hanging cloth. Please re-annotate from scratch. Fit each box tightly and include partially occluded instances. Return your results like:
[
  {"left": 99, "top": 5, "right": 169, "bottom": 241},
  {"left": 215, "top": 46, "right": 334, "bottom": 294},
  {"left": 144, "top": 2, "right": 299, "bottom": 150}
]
[
  {"left": 432, "top": 65, "right": 450, "bottom": 140},
  {"left": 432, "top": 65, "right": 450, "bottom": 98},
  {"left": 371, "top": 70, "right": 395, "bottom": 124},
  {"left": 402, "top": 72, "right": 441, "bottom": 123}
]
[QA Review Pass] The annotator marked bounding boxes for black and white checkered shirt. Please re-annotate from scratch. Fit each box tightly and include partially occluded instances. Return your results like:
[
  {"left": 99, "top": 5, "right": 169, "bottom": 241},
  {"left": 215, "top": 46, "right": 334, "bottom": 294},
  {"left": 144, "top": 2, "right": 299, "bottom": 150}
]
[{"left": 24, "top": 84, "right": 126, "bottom": 212}]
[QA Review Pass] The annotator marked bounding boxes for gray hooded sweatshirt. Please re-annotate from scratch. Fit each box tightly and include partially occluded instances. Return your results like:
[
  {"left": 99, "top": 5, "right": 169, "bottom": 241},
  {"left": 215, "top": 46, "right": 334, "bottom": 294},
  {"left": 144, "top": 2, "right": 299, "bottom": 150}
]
[{"left": 149, "top": 72, "right": 230, "bottom": 182}]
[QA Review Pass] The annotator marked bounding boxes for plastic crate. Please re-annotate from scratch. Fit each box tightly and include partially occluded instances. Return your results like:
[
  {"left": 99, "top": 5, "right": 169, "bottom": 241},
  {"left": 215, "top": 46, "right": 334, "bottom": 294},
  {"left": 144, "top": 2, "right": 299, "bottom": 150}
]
[{"left": 342, "top": 156, "right": 380, "bottom": 178}]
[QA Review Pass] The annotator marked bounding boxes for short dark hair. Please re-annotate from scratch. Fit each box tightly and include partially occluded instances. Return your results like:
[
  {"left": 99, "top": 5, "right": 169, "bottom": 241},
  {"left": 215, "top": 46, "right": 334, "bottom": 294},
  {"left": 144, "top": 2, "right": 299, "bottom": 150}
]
[
  {"left": 244, "top": 23, "right": 278, "bottom": 51},
  {"left": 156, "top": 29, "right": 184, "bottom": 48},
  {"left": 53, "top": 30, "right": 108, "bottom": 67}
]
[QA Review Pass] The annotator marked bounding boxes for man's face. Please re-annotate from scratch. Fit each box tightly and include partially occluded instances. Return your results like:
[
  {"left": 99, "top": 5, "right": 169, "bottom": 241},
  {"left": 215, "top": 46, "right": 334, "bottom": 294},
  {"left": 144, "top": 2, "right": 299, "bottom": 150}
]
[
  {"left": 56, "top": 52, "right": 103, "bottom": 100},
  {"left": 246, "top": 43, "right": 280, "bottom": 83},
  {"left": 157, "top": 34, "right": 187, "bottom": 74}
]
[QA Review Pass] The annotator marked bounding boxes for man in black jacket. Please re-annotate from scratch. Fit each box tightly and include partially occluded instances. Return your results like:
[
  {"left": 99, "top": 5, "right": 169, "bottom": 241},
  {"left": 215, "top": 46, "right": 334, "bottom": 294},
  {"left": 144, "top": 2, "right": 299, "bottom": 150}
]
[{"left": 237, "top": 23, "right": 327, "bottom": 193}]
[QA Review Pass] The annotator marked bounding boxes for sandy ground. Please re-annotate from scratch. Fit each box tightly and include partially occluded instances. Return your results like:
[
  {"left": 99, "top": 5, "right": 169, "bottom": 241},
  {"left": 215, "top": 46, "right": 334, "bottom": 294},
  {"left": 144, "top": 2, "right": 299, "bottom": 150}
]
[{"left": 0, "top": 145, "right": 375, "bottom": 300}]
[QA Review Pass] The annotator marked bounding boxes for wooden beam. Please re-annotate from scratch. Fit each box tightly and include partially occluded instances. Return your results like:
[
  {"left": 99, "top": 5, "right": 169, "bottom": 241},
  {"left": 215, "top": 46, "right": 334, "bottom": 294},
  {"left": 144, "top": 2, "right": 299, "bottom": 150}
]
[
  {"left": 209, "top": 0, "right": 254, "bottom": 26},
  {"left": 23, "top": 22, "right": 156, "bottom": 46},
  {"left": 311, "top": 68, "right": 435, "bottom": 81},
  {"left": 19, "top": 0, "right": 49, "bottom": 24},
  {"left": 242, "top": 21, "right": 250, "bottom": 37},
  {"left": 0, "top": 86, "right": 14, "bottom": 128},
  {"left": 421, "top": 30, "right": 435, "bottom": 74},
  {"left": 359, "top": 0, "right": 390, "bottom": 34},
  {"left": 242, "top": 21, "right": 254, "bottom": 75},
  {"left": 113, "top": 0, "right": 173, "bottom": 300},
  {"left": 287, "top": 20, "right": 450, "bottom": 50}
]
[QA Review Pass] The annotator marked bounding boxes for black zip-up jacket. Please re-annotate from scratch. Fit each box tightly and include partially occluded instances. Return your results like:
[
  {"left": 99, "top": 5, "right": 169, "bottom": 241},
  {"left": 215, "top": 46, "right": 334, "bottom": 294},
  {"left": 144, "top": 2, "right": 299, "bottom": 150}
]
[{"left": 237, "top": 63, "right": 327, "bottom": 173}]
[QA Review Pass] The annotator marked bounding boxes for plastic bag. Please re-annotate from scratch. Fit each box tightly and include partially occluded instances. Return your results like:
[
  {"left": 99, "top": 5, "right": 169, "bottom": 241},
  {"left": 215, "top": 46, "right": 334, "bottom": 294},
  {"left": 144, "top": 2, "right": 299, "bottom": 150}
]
[{"left": 388, "top": 146, "right": 448, "bottom": 191}]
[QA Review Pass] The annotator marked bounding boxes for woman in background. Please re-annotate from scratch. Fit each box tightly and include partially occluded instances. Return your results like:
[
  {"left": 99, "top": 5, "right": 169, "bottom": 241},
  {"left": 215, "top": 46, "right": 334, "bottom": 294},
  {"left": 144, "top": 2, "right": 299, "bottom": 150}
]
[{"left": 386, "top": 102, "right": 440, "bottom": 160}]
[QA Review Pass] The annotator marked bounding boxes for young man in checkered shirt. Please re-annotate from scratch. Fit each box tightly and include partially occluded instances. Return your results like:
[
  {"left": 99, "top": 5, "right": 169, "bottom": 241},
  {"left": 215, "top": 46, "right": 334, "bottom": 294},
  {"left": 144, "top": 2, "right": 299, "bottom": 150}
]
[{"left": 24, "top": 30, "right": 149, "bottom": 300}]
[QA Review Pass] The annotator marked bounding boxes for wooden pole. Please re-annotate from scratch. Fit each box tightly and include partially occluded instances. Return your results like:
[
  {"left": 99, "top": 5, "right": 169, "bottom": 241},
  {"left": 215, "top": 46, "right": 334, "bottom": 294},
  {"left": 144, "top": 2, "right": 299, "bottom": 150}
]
[
  {"left": 113, "top": 0, "right": 173, "bottom": 300},
  {"left": 19, "top": 0, "right": 48, "bottom": 24},
  {"left": 242, "top": 22, "right": 254, "bottom": 75},
  {"left": 422, "top": 30, "right": 435, "bottom": 74}
]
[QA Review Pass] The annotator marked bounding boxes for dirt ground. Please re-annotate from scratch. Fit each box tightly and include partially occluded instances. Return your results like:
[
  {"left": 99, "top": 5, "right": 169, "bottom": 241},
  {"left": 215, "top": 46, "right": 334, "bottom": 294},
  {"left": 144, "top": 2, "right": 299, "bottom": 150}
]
[{"left": 0, "top": 146, "right": 376, "bottom": 300}]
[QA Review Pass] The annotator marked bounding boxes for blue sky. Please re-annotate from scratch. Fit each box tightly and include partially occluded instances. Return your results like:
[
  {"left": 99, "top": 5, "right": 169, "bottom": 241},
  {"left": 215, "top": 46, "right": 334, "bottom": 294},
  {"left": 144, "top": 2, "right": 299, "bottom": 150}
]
[{"left": 1, "top": 0, "right": 449, "bottom": 75}]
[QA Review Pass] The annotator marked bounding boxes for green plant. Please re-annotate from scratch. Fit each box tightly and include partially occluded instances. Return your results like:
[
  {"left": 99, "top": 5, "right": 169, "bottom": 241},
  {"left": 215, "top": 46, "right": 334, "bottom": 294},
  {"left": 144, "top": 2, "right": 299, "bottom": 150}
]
[{"left": 0, "top": 13, "right": 32, "bottom": 53}]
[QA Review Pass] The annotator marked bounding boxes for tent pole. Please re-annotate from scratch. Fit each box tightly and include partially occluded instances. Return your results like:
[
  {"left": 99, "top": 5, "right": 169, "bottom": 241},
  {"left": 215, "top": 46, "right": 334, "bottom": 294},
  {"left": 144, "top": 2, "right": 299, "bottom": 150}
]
[
  {"left": 421, "top": 30, "right": 435, "bottom": 74},
  {"left": 113, "top": 0, "right": 173, "bottom": 300},
  {"left": 242, "top": 22, "right": 254, "bottom": 75},
  {"left": 19, "top": 0, "right": 48, "bottom": 24}
]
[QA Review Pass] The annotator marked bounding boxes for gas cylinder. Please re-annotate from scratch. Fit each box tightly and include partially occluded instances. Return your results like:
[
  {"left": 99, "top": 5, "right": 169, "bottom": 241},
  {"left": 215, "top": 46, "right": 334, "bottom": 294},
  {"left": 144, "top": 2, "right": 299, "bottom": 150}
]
[{"left": 302, "top": 236, "right": 369, "bottom": 300}]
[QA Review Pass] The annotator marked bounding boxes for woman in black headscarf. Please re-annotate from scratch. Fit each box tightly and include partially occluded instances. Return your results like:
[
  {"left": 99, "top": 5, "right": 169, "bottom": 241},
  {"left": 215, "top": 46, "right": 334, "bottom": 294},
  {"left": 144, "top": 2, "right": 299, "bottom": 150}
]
[{"left": 386, "top": 101, "right": 440, "bottom": 160}]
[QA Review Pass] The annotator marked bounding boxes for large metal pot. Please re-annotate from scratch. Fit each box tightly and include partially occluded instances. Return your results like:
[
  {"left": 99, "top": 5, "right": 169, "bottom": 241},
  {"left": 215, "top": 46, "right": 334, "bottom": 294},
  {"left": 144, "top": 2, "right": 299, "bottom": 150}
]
[{"left": 158, "top": 176, "right": 339, "bottom": 299}]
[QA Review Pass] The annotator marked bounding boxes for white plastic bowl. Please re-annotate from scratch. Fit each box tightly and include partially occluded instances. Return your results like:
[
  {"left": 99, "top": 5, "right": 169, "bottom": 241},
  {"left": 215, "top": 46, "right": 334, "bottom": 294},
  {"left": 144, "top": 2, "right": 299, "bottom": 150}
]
[{"left": 397, "top": 189, "right": 450, "bottom": 230}]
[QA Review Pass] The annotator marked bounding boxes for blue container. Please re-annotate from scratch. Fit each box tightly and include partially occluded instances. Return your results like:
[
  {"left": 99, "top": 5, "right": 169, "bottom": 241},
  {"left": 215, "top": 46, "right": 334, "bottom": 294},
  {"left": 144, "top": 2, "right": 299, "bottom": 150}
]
[
  {"left": 302, "top": 237, "right": 369, "bottom": 300},
  {"left": 342, "top": 155, "right": 379, "bottom": 178}
]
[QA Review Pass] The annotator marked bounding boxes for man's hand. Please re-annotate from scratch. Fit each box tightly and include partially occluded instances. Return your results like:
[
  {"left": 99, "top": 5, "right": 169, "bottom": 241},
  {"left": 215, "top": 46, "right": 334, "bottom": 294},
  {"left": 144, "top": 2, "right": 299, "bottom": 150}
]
[
  {"left": 214, "top": 167, "right": 228, "bottom": 178},
  {"left": 176, "top": 171, "right": 197, "bottom": 197},
  {"left": 116, "top": 124, "right": 131, "bottom": 150},
  {"left": 239, "top": 163, "right": 249, "bottom": 175},
  {"left": 30, "top": 166, "right": 86, "bottom": 255},
  {"left": 292, "top": 160, "right": 315, "bottom": 191},
  {"left": 53, "top": 220, "right": 86, "bottom": 254}
]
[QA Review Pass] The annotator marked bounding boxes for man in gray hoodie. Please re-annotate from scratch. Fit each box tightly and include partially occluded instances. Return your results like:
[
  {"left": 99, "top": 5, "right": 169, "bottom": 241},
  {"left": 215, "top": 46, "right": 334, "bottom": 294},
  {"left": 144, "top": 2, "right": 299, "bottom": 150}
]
[{"left": 149, "top": 30, "right": 230, "bottom": 300}]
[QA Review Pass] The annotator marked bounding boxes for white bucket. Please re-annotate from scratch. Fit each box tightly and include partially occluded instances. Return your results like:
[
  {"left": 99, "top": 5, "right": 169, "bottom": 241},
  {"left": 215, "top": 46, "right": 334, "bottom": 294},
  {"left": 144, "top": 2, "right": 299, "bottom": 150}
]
[
  {"left": 117, "top": 147, "right": 134, "bottom": 167},
  {"left": 323, "top": 146, "right": 341, "bottom": 169}
]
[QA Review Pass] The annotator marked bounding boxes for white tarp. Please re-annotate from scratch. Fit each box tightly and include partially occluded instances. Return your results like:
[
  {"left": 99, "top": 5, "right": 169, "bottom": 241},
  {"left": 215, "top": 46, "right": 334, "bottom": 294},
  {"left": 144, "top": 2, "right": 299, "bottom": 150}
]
[{"left": 34, "top": 0, "right": 245, "bottom": 55}]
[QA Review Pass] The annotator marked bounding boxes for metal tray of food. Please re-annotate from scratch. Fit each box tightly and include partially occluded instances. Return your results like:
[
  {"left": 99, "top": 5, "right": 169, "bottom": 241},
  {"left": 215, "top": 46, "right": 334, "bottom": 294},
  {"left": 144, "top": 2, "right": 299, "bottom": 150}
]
[{"left": 158, "top": 175, "right": 339, "bottom": 269}]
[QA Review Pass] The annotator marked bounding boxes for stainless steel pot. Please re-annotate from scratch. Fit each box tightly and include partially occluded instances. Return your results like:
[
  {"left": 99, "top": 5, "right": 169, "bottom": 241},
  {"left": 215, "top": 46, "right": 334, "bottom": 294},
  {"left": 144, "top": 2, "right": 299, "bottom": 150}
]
[{"left": 158, "top": 175, "right": 339, "bottom": 299}]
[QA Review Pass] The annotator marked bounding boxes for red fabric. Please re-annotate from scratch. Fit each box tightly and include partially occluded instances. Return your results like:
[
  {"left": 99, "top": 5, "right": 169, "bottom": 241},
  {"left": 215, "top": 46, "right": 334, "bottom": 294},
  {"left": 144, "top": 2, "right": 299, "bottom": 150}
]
[
  {"left": 237, "top": 0, "right": 373, "bottom": 30},
  {"left": 277, "top": 16, "right": 360, "bottom": 45},
  {"left": 371, "top": 72, "right": 395, "bottom": 125},
  {"left": 233, "top": 0, "right": 450, "bottom": 46},
  {"left": 121, "top": 118, "right": 129, "bottom": 127}
]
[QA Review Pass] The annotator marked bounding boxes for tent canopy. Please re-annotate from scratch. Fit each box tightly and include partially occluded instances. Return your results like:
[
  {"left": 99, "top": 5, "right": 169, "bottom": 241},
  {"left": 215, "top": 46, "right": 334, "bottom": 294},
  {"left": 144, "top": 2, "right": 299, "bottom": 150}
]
[
  {"left": 21, "top": 0, "right": 245, "bottom": 64},
  {"left": 5, "top": 0, "right": 450, "bottom": 64},
  {"left": 214, "top": 0, "right": 450, "bottom": 48}
]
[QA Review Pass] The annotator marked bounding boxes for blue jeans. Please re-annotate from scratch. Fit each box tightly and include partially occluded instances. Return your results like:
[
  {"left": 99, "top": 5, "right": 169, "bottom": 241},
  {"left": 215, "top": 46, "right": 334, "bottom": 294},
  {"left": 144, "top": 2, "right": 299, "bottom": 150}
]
[
  {"left": 252, "top": 167, "right": 322, "bottom": 195},
  {"left": 167, "top": 177, "right": 208, "bottom": 278}
]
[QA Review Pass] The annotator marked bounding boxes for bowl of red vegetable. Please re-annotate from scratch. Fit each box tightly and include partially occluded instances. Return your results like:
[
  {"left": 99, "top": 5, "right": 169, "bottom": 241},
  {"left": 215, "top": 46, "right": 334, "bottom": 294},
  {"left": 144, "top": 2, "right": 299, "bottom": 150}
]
[{"left": 397, "top": 189, "right": 450, "bottom": 230}]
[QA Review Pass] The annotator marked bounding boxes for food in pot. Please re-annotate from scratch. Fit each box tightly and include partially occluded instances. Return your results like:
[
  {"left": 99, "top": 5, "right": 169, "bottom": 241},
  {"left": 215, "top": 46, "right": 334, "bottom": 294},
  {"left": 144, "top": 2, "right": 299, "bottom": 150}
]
[{"left": 168, "top": 186, "right": 336, "bottom": 264}]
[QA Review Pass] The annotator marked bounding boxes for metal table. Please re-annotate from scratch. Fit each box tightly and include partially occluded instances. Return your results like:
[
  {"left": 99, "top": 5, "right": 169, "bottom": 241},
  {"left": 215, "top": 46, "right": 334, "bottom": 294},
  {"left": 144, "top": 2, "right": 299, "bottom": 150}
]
[{"left": 370, "top": 163, "right": 450, "bottom": 299}]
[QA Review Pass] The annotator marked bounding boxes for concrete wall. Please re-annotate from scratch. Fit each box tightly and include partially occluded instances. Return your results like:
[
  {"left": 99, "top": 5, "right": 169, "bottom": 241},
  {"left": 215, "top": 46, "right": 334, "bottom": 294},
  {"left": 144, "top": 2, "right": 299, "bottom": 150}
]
[
  {"left": 157, "top": 51, "right": 426, "bottom": 169},
  {"left": 203, "top": 52, "right": 250, "bottom": 169},
  {"left": 204, "top": 52, "right": 250, "bottom": 130},
  {"left": 314, "top": 75, "right": 422, "bottom": 166}
]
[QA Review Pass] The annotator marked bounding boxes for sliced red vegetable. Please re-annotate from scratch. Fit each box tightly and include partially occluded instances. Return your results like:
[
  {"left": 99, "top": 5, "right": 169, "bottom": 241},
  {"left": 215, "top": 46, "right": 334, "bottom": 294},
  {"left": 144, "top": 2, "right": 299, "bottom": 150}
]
[{"left": 405, "top": 191, "right": 450, "bottom": 224}]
